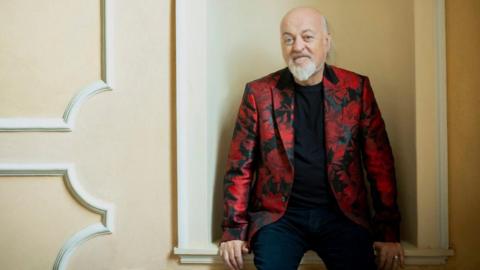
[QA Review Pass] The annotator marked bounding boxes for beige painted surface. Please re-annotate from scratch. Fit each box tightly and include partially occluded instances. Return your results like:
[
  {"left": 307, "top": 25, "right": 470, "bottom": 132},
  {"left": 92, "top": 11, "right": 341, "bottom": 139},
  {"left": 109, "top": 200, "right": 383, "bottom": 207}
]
[
  {"left": 0, "top": 0, "right": 101, "bottom": 117},
  {"left": 0, "top": 176, "right": 99, "bottom": 270},
  {"left": 0, "top": 0, "right": 478, "bottom": 269},
  {"left": 445, "top": 0, "right": 480, "bottom": 269},
  {"left": 0, "top": 0, "right": 174, "bottom": 269}
]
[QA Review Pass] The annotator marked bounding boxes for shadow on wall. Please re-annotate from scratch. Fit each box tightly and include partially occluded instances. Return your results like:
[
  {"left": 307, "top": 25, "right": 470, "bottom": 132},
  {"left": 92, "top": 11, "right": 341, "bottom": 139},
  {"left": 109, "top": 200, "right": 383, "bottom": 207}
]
[{"left": 210, "top": 46, "right": 282, "bottom": 242}]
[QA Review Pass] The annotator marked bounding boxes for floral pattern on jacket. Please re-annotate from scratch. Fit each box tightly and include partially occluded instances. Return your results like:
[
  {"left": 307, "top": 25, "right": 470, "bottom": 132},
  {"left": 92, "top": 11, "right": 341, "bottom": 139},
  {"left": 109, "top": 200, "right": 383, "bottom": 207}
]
[{"left": 221, "top": 64, "right": 401, "bottom": 249}]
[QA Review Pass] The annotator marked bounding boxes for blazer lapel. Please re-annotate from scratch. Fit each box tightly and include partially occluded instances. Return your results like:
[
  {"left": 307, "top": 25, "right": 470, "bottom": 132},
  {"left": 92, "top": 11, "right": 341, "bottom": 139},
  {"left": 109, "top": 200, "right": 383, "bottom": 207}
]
[
  {"left": 323, "top": 64, "right": 348, "bottom": 182},
  {"left": 272, "top": 68, "right": 295, "bottom": 170},
  {"left": 323, "top": 64, "right": 343, "bottom": 117}
]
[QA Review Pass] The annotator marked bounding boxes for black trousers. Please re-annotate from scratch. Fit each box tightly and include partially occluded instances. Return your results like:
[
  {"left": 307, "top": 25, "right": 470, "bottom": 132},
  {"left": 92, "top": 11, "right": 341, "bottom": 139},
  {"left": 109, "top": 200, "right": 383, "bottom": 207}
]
[{"left": 251, "top": 206, "right": 377, "bottom": 270}]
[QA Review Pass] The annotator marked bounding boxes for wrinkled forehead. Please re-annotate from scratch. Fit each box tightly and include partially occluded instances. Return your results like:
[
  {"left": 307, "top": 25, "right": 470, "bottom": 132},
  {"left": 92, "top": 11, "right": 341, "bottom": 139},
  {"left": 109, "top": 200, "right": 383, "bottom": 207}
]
[{"left": 280, "top": 11, "right": 325, "bottom": 35}]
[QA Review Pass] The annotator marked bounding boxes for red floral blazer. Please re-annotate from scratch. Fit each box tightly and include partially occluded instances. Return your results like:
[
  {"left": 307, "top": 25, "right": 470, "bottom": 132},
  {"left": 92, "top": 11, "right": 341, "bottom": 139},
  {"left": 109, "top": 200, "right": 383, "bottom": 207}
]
[{"left": 221, "top": 64, "right": 401, "bottom": 249}]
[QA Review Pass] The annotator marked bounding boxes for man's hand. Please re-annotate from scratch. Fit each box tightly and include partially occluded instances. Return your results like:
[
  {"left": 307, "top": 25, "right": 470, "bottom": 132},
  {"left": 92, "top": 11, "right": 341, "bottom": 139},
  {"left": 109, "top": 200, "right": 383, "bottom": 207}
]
[
  {"left": 219, "top": 240, "right": 249, "bottom": 270},
  {"left": 373, "top": 241, "right": 405, "bottom": 270}
]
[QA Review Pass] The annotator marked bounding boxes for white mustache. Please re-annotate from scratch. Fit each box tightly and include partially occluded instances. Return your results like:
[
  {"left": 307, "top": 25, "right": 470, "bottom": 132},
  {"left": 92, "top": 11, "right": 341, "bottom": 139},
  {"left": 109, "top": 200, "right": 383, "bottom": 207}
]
[{"left": 291, "top": 55, "right": 311, "bottom": 61}]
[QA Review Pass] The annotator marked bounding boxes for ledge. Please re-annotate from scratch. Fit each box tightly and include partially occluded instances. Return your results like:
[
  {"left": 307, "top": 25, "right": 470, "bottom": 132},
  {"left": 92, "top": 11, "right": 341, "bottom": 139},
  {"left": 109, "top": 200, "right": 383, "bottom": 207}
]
[{"left": 173, "top": 242, "right": 454, "bottom": 265}]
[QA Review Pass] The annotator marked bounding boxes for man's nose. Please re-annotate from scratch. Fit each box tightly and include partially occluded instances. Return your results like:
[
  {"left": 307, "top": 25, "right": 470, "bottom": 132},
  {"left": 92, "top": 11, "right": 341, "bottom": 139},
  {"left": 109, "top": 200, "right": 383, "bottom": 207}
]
[{"left": 292, "top": 38, "right": 305, "bottom": 52}]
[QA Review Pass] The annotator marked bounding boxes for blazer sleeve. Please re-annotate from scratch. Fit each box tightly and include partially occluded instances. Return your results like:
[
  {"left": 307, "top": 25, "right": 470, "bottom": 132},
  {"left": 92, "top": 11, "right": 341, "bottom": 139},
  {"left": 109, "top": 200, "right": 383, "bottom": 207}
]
[
  {"left": 220, "top": 84, "right": 258, "bottom": 243},
  {"left": 359, "top": 76, "right": 401, "bottom": 242}
]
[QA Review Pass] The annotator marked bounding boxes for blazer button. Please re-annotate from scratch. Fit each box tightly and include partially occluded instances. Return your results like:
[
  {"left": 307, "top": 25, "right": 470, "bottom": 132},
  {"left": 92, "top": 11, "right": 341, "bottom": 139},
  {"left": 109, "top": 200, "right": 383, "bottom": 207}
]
[{"left": 281, "top": 196, "right": 287, "bottom": 202}]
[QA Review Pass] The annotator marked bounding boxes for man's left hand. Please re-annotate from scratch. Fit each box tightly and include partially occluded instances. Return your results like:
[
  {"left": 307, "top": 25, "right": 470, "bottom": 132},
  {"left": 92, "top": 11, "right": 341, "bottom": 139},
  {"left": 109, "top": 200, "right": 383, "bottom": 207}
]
[{"left": 373, "top": 241, "right": 405, "bottom": 270}]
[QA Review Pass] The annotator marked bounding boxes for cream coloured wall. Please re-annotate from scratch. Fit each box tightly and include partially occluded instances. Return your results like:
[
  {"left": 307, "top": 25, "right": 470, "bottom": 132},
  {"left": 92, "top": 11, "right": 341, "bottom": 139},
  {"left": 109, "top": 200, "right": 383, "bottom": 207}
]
[
  {"left": 0, "top": 176, "right": 99, "bottom": 269},
  {"left": 445, "top": 0, "right": 480, "bottom": 269},
  {"left": 0, "top": 0, "right": 478, "bottom": 269},
  {"left": 0, "top": 0, "right": 174, "bottom": 269},
  {"left": 0, "top": 0, "right": 101, "bottom": 118}
]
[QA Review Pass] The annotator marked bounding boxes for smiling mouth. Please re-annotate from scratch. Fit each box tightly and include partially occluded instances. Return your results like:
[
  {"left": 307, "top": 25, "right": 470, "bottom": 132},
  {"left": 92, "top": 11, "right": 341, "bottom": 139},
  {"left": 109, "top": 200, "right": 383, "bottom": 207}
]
[{"left": 293, "top": 56, "right": 310, "bottom": 61}]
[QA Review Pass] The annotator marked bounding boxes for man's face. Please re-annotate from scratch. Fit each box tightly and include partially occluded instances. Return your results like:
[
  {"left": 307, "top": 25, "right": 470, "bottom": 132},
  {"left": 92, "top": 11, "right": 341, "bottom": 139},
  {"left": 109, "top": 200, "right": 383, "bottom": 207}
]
[{"left": 280, "top": 11, "right": 331, "bottom": 82}]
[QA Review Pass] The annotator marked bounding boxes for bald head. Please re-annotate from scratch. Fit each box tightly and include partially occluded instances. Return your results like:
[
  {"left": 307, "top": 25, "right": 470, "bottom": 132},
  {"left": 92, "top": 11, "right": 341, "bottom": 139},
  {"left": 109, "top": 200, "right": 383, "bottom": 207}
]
[{"left": 280, "top": 7, "right": 329, "bottom": 35}]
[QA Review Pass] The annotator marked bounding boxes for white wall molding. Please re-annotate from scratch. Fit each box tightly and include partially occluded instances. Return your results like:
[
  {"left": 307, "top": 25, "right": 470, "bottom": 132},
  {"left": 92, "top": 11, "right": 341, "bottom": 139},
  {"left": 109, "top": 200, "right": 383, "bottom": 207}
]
[
  {"left": 413, "top": 0, "right": 451, "bottom": 249},
  {"left": 435, "top": 0, "right": 449, "bottom": 250},
  {"left": 175, "top": 0, "right": 209, "bottom": 250},
  {"left": 0, "top": 163, "right": 114, "bottom": 270},
  {"left": 0, "top": 0, "right": 113, "bottom": 132}
]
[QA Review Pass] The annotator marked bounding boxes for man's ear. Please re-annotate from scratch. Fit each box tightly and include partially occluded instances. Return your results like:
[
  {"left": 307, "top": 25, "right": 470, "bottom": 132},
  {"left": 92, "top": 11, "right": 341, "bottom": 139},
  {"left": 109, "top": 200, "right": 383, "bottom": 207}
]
[{"left": 325, "top": 34, "right": 332, "bottom": 52}]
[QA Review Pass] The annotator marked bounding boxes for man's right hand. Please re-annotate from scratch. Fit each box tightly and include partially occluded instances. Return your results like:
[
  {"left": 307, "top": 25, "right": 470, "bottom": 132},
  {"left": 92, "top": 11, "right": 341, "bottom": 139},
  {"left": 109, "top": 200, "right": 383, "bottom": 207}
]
[{"left": 219, "top": 240, "right": 249, "bottom": 270}]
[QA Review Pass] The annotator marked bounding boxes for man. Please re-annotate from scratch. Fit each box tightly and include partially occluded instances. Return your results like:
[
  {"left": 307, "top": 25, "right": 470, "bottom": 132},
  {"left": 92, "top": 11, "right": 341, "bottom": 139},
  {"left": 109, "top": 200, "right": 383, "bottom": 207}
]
[{"left": 219, "top": 7, "right": 404, "bottom": 270}]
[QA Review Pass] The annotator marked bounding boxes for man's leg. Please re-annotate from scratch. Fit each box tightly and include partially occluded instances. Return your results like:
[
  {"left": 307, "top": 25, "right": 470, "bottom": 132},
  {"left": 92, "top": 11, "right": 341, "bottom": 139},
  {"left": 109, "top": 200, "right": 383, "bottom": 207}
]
[
  {"left": 309, "top": 212, "right": 377, "bottom": 270},
  {"left": 251, "top": 212, "right": 308, "bottom": 270}
]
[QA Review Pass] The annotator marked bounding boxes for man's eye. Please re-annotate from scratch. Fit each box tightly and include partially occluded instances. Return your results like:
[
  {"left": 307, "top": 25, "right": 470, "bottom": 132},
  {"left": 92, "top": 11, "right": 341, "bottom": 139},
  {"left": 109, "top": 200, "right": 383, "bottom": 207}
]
[
  {"left": 284, "top": 38, "right": 294, "bottom": 45},
  {"left": 304, "top": 35, "right": 314, "bottom": 41}
]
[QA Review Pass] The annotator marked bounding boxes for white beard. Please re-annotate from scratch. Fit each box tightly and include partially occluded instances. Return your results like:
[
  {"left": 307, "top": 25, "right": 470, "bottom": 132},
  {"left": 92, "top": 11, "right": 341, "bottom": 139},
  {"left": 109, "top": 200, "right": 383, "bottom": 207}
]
[{"left": 288, "top": 58, "right": 317, "bottom": 82}]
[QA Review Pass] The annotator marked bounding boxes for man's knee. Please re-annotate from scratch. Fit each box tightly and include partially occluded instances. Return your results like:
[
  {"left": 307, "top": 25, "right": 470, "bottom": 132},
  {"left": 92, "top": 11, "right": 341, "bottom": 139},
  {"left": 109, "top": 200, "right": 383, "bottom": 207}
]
[
  {"left": 253, "top": 254, "right": 301, "bottom": 270},
  {"left": 252, "top": 238, "right": 305, "bottom": 270},
  {"left": 315, "top": 220, "right": 376, "bottom": 269},
  {"left": 251, "top": 222, "right": 306, "bottom": 270}
]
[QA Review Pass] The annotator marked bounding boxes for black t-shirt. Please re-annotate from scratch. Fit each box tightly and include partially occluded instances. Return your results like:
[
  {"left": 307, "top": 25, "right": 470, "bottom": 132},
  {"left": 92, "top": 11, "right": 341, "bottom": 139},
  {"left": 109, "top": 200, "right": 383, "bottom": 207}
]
[{"left": 288, "top": 80, "right": 337, "bottom": 209}]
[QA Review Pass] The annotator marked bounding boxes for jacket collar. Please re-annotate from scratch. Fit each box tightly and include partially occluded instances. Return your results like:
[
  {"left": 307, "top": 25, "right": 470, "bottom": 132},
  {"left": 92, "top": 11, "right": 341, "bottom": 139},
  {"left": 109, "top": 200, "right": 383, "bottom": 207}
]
[{"left": 276, "top": 63, "right": 339, "bottom": 90}]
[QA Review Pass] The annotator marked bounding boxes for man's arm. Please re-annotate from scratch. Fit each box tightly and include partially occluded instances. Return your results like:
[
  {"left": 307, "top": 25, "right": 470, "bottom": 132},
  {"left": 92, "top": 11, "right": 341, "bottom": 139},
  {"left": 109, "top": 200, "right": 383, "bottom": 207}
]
[
  {"left": 221, "top": 84, "right": 258, "bottom": 243},
  {"left": 359, "top": 77, "right": 401, "bottom": 243}
]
